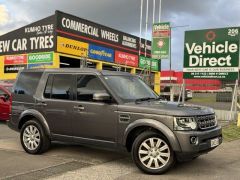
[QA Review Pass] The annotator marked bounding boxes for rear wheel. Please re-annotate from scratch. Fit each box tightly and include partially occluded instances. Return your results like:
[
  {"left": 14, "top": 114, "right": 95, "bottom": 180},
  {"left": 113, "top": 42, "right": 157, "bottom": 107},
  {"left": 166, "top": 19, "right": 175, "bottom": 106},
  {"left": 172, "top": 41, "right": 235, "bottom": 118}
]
[
  {"left": 132, "top": 131, "right": 175, "bottom": 174},
  {"left": 20, "top": 120, "right": 50, "bottom": 154}
]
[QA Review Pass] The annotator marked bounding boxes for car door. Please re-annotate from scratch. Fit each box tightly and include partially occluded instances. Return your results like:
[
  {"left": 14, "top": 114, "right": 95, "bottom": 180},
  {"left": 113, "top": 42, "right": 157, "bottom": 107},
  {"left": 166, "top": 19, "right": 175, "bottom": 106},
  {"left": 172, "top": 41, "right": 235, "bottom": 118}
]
[
  {"left": 0, "top": 88, "right": 10, "bottom": 120},
  {"left": 37, "top": 74, "right": 74, "bottom": 136},
  {"left": 71, "top": 74, "right": 118, "bottom": 146}
]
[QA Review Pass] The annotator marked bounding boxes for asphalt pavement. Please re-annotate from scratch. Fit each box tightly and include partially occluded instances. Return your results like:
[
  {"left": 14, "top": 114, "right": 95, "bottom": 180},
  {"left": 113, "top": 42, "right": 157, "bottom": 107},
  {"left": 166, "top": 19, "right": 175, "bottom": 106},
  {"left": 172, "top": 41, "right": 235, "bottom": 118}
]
[{"left": 0, "top": 121, "right": 240, "bottom": 180}]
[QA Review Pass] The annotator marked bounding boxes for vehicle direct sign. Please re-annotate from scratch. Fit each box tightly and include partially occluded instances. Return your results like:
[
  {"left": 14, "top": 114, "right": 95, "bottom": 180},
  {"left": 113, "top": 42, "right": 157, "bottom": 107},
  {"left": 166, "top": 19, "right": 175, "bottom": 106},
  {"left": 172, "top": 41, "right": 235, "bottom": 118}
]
[
  {"left": 4, "top": 54, "right": 27, "bottom": 65},
  {"left": 88, "top": 44, "right": 114, "bottom": 62},
  {"left": 57, "top": 36, "right": 89, "bottom": 57},
  {"left": 139, "top": 56, "right": 159, "bottom": 71},
  {"left": 184, "top": 27, "right": 240, "bottom": 80},
  {"left": 152, "top": 22, "right": 170, "bottom": 59},
  {"left": 115, "top": 51, "right": 138, "bottom": 67},
  {"left": 28, "top": 52, "right": 53, "bottom": 64}
]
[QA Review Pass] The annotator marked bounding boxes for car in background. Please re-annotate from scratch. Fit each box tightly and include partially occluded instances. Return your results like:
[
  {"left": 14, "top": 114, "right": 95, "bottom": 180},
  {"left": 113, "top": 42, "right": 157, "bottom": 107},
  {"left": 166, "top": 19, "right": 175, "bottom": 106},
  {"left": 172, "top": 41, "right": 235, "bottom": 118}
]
[{"left": 0, "top": 84, "right": 12, "bottom": 121}]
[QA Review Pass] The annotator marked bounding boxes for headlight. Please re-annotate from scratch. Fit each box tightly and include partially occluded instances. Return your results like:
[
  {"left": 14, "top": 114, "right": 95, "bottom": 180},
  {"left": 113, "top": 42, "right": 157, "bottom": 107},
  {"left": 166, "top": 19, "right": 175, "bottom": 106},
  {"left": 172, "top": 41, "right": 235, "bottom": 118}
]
[{"left": 174, "top": 117, "right": 197, "bottom": 131}]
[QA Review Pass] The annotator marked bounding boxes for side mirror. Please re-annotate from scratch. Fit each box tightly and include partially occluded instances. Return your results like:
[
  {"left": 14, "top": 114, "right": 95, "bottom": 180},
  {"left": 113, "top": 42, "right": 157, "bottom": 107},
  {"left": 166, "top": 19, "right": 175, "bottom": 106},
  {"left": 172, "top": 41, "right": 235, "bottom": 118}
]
[{"left": 93, "top": 92, "right": 111, "bottom": 102}]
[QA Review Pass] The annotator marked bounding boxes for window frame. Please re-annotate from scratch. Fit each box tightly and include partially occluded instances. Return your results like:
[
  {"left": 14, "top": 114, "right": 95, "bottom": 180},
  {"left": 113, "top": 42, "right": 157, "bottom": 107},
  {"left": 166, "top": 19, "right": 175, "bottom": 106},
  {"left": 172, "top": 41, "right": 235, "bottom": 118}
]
[
  {"left": 43, "top": 73, "right": 74, "bottom": 101},
  {"left": 73, "top": 73, "right": 117, "bottom": 104}
]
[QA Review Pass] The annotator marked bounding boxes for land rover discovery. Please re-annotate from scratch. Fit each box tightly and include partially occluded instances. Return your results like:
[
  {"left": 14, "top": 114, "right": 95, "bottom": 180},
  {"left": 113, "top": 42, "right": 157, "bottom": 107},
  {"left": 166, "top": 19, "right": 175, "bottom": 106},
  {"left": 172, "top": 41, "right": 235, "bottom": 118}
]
[{"left": 8, "top": 68, "right": 222, "bottom": 174}]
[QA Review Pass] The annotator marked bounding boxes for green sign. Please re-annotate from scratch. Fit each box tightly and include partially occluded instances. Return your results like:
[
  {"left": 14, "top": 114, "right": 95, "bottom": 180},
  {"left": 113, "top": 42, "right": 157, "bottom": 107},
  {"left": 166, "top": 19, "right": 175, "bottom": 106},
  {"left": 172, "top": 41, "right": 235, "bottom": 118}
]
[
  {"left": 139, "top": 56, "right": 159, "bottom": 71},
  {"left": 152, "top": 22, "right": 170, "bottom": 59},
  {"left": 28, "top": 52, "right": 53, "bottom": 64},
  {"left": 184, "top": 27, "right": 240, "bottom": 80}
]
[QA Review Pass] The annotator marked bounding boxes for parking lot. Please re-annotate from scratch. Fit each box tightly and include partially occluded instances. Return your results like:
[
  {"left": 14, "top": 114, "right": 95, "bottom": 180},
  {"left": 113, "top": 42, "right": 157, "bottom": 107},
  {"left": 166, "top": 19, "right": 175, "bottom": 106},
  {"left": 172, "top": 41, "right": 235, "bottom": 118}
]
[{"left": 0, "top": 121, "right": 239, "bottom": 180}]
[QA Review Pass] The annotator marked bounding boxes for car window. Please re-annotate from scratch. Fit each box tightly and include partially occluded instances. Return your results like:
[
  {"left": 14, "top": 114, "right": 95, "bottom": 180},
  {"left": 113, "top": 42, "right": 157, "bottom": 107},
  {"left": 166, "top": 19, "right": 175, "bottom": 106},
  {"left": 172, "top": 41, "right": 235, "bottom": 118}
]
[
  {"left": 76, "top": 75, "right": 106, "bottom": 101},
  {"left": 14, "top": 72, "right": 42, "bottom": 96},
  {"left": 46, "top": 74, "right": 73, "bottom": 100}
]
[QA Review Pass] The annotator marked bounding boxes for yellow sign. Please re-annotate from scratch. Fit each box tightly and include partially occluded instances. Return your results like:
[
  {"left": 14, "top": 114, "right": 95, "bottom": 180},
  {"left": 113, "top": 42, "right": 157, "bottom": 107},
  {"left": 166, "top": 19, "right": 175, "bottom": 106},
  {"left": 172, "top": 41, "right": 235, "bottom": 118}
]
[{"left": 57, "top": 36, "right": 89, "bottom": 57}]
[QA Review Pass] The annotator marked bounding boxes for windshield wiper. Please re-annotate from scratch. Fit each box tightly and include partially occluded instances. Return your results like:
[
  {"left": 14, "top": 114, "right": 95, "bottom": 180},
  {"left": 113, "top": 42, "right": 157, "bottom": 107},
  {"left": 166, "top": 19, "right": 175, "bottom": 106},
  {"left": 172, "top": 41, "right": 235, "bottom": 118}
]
[{"left": 135, "top": 97, "right": 156, "bottom": 103}]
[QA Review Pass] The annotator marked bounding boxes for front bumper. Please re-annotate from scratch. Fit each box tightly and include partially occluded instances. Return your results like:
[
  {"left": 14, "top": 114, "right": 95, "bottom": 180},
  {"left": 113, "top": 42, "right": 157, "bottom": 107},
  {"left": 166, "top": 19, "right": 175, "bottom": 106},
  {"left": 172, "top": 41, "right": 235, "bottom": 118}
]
[{"left": 174, "top": 125, "right": 222, "bottom": 161}]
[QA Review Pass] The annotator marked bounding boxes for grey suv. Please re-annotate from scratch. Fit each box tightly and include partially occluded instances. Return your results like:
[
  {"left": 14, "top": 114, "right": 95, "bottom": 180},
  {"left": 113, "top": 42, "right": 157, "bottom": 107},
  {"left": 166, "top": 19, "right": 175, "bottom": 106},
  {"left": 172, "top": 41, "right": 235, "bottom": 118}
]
[{"left": 8, "top": 68, "right": 222, "bottom": 174}]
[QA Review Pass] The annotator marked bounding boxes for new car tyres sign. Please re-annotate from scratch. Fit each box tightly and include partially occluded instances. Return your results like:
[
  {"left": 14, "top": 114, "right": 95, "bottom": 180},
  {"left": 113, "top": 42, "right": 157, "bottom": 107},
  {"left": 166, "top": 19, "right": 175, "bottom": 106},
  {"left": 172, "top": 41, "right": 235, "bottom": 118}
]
[
  {"left": 0, "top": 15, "right": 55, "bottom": 55},
  {"left": 184, "top": 27, "right": 240, "bottom": 80},
  {"left": 152, "top": 22, "right": 170, "bottom": 59}
]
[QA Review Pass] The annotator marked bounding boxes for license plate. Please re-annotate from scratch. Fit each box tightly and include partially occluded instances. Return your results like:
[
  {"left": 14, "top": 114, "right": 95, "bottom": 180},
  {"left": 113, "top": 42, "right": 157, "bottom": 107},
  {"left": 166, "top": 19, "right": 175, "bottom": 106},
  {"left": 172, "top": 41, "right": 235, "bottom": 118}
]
[{"left": 210, "top": 138, "right": 219, "bottom": 148}]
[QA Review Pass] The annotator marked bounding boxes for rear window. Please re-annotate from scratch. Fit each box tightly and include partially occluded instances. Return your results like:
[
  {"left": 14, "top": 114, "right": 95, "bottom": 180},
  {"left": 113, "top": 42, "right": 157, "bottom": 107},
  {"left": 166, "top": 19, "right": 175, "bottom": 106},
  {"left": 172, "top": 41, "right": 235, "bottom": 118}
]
[{"left": 14, "top": 72, "right": 43, "bottom": 96}]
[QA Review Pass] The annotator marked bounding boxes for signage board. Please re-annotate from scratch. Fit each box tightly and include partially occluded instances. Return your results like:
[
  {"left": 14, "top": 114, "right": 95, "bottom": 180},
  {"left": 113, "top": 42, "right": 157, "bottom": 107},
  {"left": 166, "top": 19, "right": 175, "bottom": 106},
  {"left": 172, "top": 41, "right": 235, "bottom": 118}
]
[
  {"left": 28, "top": 52, "right": 53, "bottom": 64},
  {"left": 28, "top": 63, "right": 53, "bottom": 69},
  {"left": 56, "top": 11, "right": 151, "bottom": 57},
  {"left": 184, "top": 27, "right": 239, "bottom": 80},
  {"left": 88, "top": 44, "right": 114, "bottom": 62},
  {"left": 139, "top": 56, "right": 159, "bottom": 71},
  {"left": 115, "top": 51, "right": 138, "bottom": 67},
  {"left": 152, "top": 22, "right": 170, "bottom": 59},
  {"left": 4, "top": 55, "right": 27, "bottom": 65},
  {"left": 4, "top": 65, "right": 27, "bottom": 73},
  {"left": 0, "top": 15, "right": 56, "bottom": 55},
  {"left": 57, "top": 36, "right": 89, "bottom": 57}
]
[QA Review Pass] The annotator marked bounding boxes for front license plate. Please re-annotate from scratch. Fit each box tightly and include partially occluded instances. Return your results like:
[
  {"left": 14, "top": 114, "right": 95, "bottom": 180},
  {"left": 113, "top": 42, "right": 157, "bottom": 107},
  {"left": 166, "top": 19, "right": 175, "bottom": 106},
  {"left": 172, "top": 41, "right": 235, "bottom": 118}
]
[{"left": 210, "top": 138, "right": 219, "bottom": 148}]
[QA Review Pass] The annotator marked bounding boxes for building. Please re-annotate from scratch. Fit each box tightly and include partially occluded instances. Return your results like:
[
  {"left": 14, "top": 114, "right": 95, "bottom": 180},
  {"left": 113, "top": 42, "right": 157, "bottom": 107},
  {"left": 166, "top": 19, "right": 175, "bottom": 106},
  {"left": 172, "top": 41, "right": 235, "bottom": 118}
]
[
  {"left": 161, "top": 70, "right": 222, "bottom": 91},
  {"left": 0, "top": 11, "right": 161, "bottom": 93}
]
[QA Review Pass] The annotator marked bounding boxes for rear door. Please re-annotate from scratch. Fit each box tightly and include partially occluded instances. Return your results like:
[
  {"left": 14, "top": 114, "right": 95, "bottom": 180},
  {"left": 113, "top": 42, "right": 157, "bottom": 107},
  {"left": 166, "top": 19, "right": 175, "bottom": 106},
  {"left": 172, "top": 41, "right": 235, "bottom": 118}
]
[{"left": 37, "top": 74, "right": 74, "bottom": 136}]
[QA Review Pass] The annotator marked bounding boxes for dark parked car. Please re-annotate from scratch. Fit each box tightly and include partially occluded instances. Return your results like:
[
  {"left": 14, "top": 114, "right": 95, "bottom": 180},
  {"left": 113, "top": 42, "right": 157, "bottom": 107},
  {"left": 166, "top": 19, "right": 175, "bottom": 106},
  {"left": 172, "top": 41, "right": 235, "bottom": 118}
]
[
  {"left": 8, "top": 68, "right": 222, "bottom": 174},
  {"left": 0, "top": 85, "right": 12, "bottom": 121}
]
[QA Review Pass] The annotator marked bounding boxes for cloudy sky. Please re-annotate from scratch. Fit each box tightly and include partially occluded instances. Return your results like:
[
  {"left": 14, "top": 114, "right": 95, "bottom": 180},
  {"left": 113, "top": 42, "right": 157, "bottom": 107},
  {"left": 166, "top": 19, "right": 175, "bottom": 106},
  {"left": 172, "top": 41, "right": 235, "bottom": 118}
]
[{"left": 0, "top": 0, "right": 239, "bottom": 70}]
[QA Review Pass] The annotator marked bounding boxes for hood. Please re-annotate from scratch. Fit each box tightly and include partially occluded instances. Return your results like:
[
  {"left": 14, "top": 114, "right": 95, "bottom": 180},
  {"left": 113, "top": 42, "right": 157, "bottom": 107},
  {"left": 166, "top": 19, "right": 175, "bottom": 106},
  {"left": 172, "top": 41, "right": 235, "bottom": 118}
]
[{"left": 119, "top": 100, "right": 214, "bottom": 116}]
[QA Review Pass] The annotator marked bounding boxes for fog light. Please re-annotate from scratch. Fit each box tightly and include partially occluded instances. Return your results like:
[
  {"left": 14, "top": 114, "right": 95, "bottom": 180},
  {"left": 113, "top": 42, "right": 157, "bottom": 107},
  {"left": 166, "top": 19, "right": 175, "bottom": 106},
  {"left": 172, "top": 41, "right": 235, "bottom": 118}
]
[{"left": 190, "top": 136, "right": 198, "bottom": 145}]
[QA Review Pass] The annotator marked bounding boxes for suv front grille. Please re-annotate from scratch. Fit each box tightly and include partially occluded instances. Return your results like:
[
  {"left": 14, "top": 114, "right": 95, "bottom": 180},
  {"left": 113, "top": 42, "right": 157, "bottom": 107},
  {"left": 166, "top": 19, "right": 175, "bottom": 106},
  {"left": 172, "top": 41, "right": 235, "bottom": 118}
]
[{"left": 196, "top": 114, "right": 216, "bottom": 130}]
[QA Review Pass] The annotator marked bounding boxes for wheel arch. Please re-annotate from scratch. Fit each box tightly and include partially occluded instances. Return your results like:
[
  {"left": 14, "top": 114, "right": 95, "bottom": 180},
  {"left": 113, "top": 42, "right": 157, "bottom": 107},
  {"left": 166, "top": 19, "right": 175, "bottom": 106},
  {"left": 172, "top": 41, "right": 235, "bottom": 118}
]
[
  {"left": 18, "top": 109, "right": 51, "bottom": 137},
  {"left": 123, "top": 119, "right": 181, "bottom": 152}
]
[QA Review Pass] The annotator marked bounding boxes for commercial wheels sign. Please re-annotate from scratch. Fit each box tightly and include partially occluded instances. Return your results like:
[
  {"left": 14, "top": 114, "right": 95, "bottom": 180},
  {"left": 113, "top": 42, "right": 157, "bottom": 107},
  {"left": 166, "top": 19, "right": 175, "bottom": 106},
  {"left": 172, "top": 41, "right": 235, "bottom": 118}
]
[{"left": 183, "top": 27, "right": 240, "bottom": 80}]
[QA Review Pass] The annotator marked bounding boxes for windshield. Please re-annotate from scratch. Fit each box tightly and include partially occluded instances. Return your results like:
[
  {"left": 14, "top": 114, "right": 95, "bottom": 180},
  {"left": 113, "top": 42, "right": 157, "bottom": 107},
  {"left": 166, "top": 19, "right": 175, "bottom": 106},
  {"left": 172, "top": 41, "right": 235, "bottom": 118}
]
[{"left": 104, "top": 75, "right": 158, "bottom": 103}]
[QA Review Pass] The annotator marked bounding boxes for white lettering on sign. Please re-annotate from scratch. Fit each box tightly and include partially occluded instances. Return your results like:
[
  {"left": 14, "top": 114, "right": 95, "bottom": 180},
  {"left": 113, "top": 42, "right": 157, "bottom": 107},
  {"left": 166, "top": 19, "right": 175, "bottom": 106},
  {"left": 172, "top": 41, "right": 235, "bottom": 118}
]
[
  {"left": 62, "top": 17, "right": 99, "bottom": 38},
  {"left": 186, "top": 41, "right": 238, "bottom": 67},
  {"left": 0, "top": 40, "right": 10, "bottom": 52},
  {"left": 186, "top": 41, "right": 238, "bottom": 54},
  {"left": 11, "top": 38, "right": 27, "bottom": 51},
  {"left": 30, "top": 35, "right": 54, "bottom": 50},
  {"left": 101, "top": 29, "right": 118, "bottom": 42}
]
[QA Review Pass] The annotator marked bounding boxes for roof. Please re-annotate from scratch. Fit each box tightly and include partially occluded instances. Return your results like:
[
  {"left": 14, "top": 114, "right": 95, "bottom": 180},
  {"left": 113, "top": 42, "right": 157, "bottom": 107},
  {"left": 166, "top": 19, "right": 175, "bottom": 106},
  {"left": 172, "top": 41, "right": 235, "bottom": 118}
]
[{"left": 20, "top": 68, "right": 133, "bottom": 76}]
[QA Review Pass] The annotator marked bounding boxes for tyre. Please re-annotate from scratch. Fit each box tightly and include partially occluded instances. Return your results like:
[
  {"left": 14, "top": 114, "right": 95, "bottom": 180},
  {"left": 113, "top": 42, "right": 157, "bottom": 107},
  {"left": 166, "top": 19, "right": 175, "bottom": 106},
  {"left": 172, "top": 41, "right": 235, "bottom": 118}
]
[
  {"left": 20, "top": 120, "right": 51, "bottom": 154},
  {"left": 131, "top": 131, "right": 175, "bottom": 174}
]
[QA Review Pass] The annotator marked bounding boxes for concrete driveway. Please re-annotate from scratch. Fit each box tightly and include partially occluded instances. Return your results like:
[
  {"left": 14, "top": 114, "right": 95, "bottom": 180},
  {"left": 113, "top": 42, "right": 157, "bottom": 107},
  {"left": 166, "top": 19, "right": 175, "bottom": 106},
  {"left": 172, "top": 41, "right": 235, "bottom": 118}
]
[{"left": 0, "top": 122, "right": 240, "bottom": 180}]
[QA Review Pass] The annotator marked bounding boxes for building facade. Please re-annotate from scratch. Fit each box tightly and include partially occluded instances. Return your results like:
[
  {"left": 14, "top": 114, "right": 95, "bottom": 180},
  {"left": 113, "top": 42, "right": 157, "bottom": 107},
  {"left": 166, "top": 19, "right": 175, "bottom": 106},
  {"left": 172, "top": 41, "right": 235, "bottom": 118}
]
[{"left": 0, "top": 11, "right": 161, "bottom": 93}]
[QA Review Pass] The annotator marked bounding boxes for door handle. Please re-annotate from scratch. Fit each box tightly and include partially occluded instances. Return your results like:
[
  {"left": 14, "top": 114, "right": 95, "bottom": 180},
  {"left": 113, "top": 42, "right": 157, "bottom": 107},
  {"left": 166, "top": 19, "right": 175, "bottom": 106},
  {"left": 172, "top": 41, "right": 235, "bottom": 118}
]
[
  {"left": 73, "top": 105, "right": 85, "bottom": 111},
  {"left": 36, "top": 102, "right": 47, "bottom": 106}
]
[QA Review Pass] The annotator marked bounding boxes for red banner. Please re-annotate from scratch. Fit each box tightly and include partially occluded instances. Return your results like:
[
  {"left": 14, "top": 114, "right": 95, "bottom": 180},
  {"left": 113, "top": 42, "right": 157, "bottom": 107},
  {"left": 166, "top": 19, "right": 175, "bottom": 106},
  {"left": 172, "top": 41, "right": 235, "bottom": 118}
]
[
  {"left": 4, "top": 55, "right": 27, "bottom": 65},
  {"left": 115, "top": 51, "right": 138, "bottom": 67}
]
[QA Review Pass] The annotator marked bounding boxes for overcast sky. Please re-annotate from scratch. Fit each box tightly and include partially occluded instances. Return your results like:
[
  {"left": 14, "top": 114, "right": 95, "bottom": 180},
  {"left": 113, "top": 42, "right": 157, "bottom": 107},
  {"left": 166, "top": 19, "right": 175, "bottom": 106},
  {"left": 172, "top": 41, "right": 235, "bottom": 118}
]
[{"left": 0, "top": 0, "right": 239, "bottom": 70}]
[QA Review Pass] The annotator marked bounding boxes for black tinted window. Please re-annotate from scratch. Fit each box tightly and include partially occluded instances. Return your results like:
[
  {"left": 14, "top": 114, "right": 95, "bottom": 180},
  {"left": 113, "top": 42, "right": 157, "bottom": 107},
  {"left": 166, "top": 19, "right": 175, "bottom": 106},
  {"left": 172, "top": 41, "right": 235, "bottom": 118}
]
[
  {"left": 51, "top": 74, "right": 72, "bottom": 100},
  {"left": 76, "top": 75, "right": 106, "bottom": 101},
  {"left": 44, "top": 75, "right": 53, "bottom": 98},
  {"left": 14, "top": 72, "right": 42, "bottom": 95}
]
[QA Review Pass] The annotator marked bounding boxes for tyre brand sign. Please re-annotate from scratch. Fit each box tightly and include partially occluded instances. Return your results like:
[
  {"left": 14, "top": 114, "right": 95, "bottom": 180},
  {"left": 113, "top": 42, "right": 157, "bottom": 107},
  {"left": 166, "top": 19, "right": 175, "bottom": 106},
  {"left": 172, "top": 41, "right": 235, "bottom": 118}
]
[
  {"left": 115, "top": 51, "right": 138, "bottom": 67},
  {"left": 88, "top": 44, "right": 114, "bottom": 62},
  {"left": 57, "top": 36, "right": 89, "bottom": 57},
  {"left": 4, "top": 54, "right": 27, "bottom": 65},
  {"left": 28, "top": 52, "right": 53, "bottom": 64},
  {"left": 184, "top": 27, "right": 240, "bottom": 80},
  {"left": 139, "top": 56, "right": 159, "bottom": 71}
]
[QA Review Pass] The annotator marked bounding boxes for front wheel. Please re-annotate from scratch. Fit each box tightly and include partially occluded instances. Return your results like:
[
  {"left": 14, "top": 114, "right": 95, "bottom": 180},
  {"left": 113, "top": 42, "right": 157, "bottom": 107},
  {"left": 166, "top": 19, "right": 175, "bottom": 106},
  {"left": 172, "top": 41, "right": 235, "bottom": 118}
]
[
  {"left": 131, "top": 131, "right": 175, "bottom": 174},
  {"left": 20, "top": 120, "right": 50, "bottom": 154}
]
